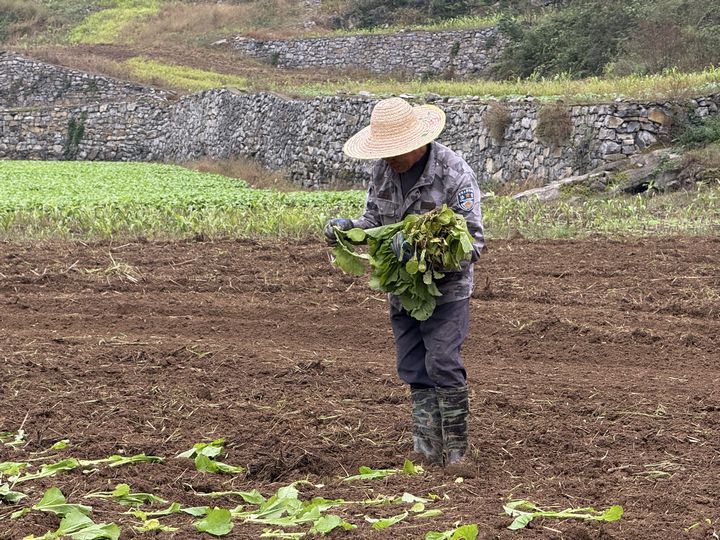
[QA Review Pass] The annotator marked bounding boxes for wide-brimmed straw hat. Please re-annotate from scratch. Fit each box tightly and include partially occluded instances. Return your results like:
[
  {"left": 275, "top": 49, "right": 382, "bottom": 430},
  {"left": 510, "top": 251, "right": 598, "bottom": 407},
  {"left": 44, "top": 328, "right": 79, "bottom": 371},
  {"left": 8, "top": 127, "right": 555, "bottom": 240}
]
[{"left": 343, "top": 97, "right": 446, "bottom": 160}]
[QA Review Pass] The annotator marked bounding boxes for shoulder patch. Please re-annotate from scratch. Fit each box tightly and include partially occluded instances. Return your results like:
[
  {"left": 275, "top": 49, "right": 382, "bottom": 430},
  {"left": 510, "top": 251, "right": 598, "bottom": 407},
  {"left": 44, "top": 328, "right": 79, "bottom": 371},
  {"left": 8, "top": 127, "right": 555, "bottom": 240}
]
[{"left": 457, "top": 187, "right": 475, "bottom": 212}]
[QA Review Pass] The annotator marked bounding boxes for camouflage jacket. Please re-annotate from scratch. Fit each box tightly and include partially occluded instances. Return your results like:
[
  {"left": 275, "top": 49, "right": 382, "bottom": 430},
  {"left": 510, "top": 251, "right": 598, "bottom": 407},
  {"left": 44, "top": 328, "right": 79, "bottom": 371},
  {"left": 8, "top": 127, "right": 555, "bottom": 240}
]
[{"left": 351, "top": 141, "right": 485, "bottom": 306}]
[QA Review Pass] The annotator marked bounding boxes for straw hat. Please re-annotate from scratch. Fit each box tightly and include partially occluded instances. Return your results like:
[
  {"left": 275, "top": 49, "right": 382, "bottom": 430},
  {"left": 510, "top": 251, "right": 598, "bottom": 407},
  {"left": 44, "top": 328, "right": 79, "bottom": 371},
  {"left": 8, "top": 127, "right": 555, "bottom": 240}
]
[{"left": 343, "top": 97, "right": 446, "bottom": 160}]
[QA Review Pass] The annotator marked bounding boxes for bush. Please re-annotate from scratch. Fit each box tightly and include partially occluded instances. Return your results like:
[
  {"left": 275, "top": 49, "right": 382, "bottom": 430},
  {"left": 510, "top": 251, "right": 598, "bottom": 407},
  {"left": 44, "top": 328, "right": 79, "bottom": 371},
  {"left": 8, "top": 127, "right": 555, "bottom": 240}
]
[
  {"left": 495, "top": 0, "right": 638, "bottom": 79},
  {"left": 484, "top": 102, "right": 512, "bottom": 142},
  {"left": 614, "top": 1, "right": 720, "bottom": 74},
  {"left": 535, "top": 102, "right": 572, "bottom": 147},
  {"left": 0, "top": 0, "right": 49, "bottom": 42},
  {"left": 677, "top": 115, "right": 720, "bottom": 148},
  {"left": 337, "top": 0, "right": 476, "bottom": 29}
]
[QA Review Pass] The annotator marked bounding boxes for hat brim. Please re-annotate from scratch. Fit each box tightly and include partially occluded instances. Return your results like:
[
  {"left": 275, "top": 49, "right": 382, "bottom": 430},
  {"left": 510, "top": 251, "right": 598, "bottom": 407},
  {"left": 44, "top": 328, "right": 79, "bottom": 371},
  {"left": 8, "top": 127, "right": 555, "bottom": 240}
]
[{"left": 343, "top": 104, "right": 446, "bottom": 160}]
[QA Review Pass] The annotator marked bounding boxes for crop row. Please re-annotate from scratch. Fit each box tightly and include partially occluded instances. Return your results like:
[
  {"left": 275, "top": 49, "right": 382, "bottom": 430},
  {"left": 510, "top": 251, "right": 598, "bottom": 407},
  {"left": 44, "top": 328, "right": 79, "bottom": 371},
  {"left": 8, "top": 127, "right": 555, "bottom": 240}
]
[{"left": 1, "top": 161, "right": 718, "bottom": 240}]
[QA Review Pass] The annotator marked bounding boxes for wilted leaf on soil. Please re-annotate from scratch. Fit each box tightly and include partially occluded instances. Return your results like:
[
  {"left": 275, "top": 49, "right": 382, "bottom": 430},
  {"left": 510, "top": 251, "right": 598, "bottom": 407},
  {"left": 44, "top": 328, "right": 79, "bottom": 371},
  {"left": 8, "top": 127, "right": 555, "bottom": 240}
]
[
  {"left": 32, "top": 487, "right": 93, "bottom": 516},
  {"left": 79, "top": 453, "right": 164, "bottom": 468},
  {"left": 194, "top": 507, "right": 234, "bottom": 536},
  {"left": 309, "top": 514, "right": 356, "bottom": 534},
  {"left": 0, "top": 483, "right": 26, "bottom": 503},
  {"left": 14, "top": 458, "right": 80, "bottom": 483},
  {"left": 85, "top": 483, "right": 167, "bottom": 506},
  {"left": 425, "top": 523, "right": 478, "bottom": 540},
  {"left": 365, "top": 511, "right": 408, "bottom": 529},
  {"left": 503, "top": 499, "right": 624, "bottom": 530},
  {"left": 132, "top": 518, "right": 178, "bottom": 533},
  {"left": 177, "top": 438, "right": 225, "bottom": 459}
]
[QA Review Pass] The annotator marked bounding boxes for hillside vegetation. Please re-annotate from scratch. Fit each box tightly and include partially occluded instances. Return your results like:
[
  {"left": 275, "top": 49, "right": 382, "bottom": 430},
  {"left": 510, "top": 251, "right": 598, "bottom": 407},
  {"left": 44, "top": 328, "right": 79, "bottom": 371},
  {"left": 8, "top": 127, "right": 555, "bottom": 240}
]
[{"left": 2, "top": 0, "right": 719, "bottom": 85}]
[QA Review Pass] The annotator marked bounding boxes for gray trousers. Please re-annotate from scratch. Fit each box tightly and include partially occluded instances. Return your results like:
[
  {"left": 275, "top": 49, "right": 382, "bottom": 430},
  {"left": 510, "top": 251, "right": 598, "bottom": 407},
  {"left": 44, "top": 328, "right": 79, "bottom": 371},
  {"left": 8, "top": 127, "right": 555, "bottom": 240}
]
[{"left": 390, "top": 298, "right": 469, "bottom": 389}]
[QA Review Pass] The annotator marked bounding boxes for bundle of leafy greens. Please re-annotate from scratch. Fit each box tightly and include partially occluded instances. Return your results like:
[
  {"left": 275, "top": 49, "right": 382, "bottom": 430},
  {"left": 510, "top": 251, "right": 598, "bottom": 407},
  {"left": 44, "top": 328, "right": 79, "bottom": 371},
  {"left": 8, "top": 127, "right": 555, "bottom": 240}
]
[{"left": 331, "top": 205, "right": 474, "bottom": 320}]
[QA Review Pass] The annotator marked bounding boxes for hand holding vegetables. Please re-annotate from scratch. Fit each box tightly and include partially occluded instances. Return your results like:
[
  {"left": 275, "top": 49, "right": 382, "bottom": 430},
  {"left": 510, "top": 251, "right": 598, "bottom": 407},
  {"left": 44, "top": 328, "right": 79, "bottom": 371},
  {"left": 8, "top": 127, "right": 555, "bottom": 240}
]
[
  {"left": 390, "top": 231, "right": 413, "bottom": 263},
  {"left": 323, "top": 218, "right": 353, "bottom": 246},
  {"left": 330, "top": 205, "right": 474, "bottom": 320}
]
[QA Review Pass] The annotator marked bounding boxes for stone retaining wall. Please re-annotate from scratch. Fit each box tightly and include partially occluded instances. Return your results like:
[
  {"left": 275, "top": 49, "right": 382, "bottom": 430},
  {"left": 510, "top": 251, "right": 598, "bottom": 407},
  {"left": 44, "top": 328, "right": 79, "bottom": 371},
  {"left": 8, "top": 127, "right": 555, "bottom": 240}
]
[
  {"left": 0, "top": 52, "right": 171, "bottom": 108},
  {"left": 1, "top": 101, "right": 169, "bottom": 161},
  {"left": 230, "top": 28, "right": 505, "bottom": 79},
  {"left": 2, "top": 53, "right": 719, "bottom": 189}
]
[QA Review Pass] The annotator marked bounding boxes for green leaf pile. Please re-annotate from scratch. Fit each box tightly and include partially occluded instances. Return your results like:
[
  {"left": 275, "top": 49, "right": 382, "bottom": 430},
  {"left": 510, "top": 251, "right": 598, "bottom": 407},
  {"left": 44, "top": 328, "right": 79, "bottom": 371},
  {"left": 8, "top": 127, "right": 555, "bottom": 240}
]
[{"left": 331, "top": 205, "right": 474, "bottom": 320}]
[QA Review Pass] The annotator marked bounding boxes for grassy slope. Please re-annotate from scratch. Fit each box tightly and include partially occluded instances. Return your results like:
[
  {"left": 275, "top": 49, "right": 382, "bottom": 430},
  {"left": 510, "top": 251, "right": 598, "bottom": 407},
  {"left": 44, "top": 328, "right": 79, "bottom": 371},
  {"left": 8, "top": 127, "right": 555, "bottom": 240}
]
[{"left": 2, "top": 0, "right": 716, "bottom": 101}]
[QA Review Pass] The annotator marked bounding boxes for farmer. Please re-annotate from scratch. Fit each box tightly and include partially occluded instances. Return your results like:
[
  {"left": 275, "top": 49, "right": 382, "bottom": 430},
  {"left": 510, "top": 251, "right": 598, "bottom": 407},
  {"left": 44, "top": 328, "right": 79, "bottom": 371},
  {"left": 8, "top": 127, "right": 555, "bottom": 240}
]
[{"left": 324, "top": 97, "right": 485, "bottom": 467}]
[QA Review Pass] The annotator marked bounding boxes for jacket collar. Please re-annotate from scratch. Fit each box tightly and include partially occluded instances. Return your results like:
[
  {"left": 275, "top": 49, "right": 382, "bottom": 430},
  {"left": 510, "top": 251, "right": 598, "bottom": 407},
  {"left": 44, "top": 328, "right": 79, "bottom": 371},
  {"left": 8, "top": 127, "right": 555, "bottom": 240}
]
[{"left": 398, "top": 142, "right": 438, "bottom": 216}]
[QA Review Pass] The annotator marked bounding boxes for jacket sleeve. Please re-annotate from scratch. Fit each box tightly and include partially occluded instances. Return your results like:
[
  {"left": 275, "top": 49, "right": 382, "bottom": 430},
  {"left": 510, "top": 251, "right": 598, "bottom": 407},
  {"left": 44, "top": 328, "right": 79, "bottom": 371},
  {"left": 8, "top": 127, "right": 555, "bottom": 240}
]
[
  {"left": 449, "top": 169, "right": 485, "bottom": 264},
  {"left": 351, "top": 164, "right": 383, "bottom": 230}
]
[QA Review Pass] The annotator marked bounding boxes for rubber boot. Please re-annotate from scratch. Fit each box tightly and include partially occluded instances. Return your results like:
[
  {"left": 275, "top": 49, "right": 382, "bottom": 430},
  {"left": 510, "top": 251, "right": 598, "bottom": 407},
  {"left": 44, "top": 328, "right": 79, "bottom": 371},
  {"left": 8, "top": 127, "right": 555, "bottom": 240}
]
[
  {"left": 436, "top": 386, "right": 469, "bottom": 466},
  {"left": 410, "top": 387, "right": 443, "bottom": 465}
]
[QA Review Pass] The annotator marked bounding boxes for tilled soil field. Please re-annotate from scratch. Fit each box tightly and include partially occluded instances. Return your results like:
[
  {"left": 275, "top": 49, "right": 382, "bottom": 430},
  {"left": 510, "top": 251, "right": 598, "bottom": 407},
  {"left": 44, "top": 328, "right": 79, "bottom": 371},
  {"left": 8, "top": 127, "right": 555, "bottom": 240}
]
[{"left": 1, "top": 237, "right": 719, "bottom": 539}]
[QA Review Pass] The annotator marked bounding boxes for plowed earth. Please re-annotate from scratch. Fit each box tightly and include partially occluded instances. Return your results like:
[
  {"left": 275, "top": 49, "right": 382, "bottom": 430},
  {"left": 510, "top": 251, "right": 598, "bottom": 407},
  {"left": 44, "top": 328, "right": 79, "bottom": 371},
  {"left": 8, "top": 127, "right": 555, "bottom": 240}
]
[{"left": 1, "top": 237, "right": 719, "bottom": 539}]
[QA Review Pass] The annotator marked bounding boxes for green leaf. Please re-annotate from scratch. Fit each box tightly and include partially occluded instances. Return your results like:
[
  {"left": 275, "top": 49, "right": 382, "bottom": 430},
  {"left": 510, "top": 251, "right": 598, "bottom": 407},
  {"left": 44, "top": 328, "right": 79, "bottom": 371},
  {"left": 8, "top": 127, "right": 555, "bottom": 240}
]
[
  {"left": 365, "top": 511, "right": 408, "bottom": 530},
  {"left": 29, "top": 509, "right": 121, "bottom": 540},
  {"left": 400, "top": 492, "right": 428, "bottom": 503},
  {"left": 0, "top": 461, "right": 27, "bottom": 476},
  {"left": 129, "top": 502, "right": 182, "bottom": 519},
  {"left": 503, "top": 499, "right": 624, "bottom": 529},
  {"left": 56, "top": 509, "right": 95, "bottom": 534},
  {"left": 508, "top": 513, "right": 534, "bottom": 530},
  {"left": 195, "top": 507, "right": 234, "bottom": 536},
  {"left": 410, "top": 298, "right": 436, "bottom": 321},
  {"left": 194, "top": 454, "right": 245, "bottom": 475},
  {"left": 213, "top": 461, "right": 246, "bottom": 474},
  {"left": 196, "top": 489, "right": 265, "bottom": 504},
  {"left": 331, "top": 240, "right": 368, "bottom": 276},
  {"left": 183, "top": 506, "right": 210, "bottom": 517},
  {"left": 343, "top": 465, "right": 399, "bottom": 482},
  {"left": 50, "top": 440, "right": 70, "bottom": 450},
  {"left": 259, "top": 530, "right": 305, "bottom": 539},
  {"left": 85, "top": 483, "right": 167, "bottom": 506},
  {"left": 11, "top": 507, "right": 30, "bottom": 519},
  {"left": 601, "top": 505, "right": 624, "bottom": 522},
  {"left": 0, "top": 483, "right": 26, "bottom": 503},
  {"left": 177, "top": 438, "right": 225, "bottom": 459},
  {"left": 345, "top": 228, "right": 366, "bottom": 243},
  {"left": 79, "top": 453, "right": 164, "bottom": 468},
  {"left": 15, "top": 458, "right": 79, "bottom": 483},
  {"left": 33, "top": 487, "right": 93, "bottom": 516},
  {"left": 132, "top": 518, "right": 178, "bottom": 533},
  {"left": 402, "top": 459, "right": 421, "bottom": 475},
  {"left": 425, "top": 523, "right": 478, "bottom": 540},
  {"left": 69, "top": 523, "right": 120, "bottom": 540},
  {"left": 309, "top": 514, "right": 356, "bottom": 534},
  {"left": 416, "top": 509, "right": 443, "bottom": 519},
  {"left": 5, "top": 429, "right": 25, "bottom": 447}
]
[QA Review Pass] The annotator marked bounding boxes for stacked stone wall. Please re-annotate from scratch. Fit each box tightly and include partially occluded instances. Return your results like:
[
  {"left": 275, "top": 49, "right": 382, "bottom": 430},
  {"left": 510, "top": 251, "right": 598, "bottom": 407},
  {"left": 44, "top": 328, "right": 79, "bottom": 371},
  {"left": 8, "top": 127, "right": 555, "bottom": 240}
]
[
  {"left": 0, "top": 52, "right": 171, "bottom": 108},
  {"left": 2, "top": 53, "right": 719, "bottom": 189},
  {"left": 1, "top": 101, "right": 170, "bottom": 161},
  {"left": 231, "top": 28, "right": 505, "bottom": 79}
]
